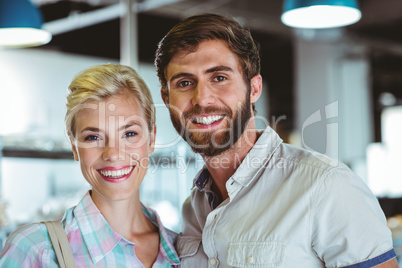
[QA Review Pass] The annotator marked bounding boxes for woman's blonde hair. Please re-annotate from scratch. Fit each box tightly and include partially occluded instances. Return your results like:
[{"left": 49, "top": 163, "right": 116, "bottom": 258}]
[{"left": 65, "top": 64, "right": 155, "bottom": 137}]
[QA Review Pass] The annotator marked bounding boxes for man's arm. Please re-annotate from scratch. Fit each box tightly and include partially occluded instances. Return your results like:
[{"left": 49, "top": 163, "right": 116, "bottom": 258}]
[{"left": 374, "top": 258, "right": 399, "bottom": 268}]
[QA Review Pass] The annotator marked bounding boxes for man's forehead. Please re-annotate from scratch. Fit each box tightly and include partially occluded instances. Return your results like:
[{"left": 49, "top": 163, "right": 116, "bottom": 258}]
[{"left": 167, "top": 41, "right": 241, "bottom": 76}]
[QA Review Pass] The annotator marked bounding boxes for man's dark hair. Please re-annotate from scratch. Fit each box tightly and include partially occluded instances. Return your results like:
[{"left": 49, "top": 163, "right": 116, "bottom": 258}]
[{"left": 155, "top": 13, "right": 261, "bottom": 104}]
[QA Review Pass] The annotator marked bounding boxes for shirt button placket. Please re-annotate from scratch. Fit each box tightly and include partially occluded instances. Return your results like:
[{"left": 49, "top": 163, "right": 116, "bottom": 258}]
[
  {"left": 247, "top": 255, "right": 254, "bottom": 264},
  {"left": 209, "top": 258, "right": 217, "bottom": 266}
]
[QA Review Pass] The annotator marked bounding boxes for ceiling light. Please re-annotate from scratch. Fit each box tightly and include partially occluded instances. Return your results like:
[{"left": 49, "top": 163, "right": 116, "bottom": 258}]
[
  {"left": 281, "top": 0, "right": 362, "bottom": 29},
  {"left": 0, "top": 0, "right": 52, "bottom": 48}
]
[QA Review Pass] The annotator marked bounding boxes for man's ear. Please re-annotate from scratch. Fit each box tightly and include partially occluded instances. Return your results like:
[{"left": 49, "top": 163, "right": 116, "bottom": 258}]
[
  {"left": 250, "top": 74, "right": 262, "bottom": 104},
  {"left": 69, "top": 135, "right": 79, "bottom": 161},
  {"left": 161, "top": 88, "right": 169, "bottom": 106},
  {"left": 149, "top": 124, "right": 157, "bottom": 154}
]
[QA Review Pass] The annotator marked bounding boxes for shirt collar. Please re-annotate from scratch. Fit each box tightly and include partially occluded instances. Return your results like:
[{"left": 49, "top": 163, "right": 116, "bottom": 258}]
[
  {"left": 194, "top": 167, "right": 210, "bottom": 191},
  {"left": 194, "top": 168, "right": 220, "bottom": 209},
  {"left": 73, "top": 191, "right": 179, "bottom": 265},
  {"left": 141, "top": 204, "right": 180, "bottom": 265},
  {"left": 193, "top": 126, "right": 283, "bottom": 191},
  {"left": 232, "top": 126, "right": 283, "bottom": 186}
]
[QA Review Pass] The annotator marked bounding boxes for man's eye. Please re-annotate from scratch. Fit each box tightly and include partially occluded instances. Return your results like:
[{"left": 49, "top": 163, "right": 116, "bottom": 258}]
[
  {"left": 84, "top": 135, "right": 99, "bottom": 141},
  {"left": 213, "top": 76, "right": 227, "bottom": 82},
  {"left": 178, "top": 80, "right": 192, "bottom": 87}
]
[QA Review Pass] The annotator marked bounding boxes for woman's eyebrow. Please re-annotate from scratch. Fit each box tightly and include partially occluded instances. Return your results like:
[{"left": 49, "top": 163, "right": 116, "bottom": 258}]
[
  {"left": 80, "top": 127, "right": 100, "bottom": 134},
  {"left": 119, "top": 121, "right": 141, "bottom": 131}
]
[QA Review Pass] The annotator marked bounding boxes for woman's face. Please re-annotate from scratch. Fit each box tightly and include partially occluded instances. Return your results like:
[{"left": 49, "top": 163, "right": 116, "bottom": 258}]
[{"left": 70, "top": 90, "right": 155, "bottom": 203}]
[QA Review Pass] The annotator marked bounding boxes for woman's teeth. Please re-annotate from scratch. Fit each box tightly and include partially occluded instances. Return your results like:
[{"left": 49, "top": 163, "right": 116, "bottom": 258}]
[
  {"left": 99, "top": 167, "right": 133, "bottom": 178},
  {"left": 194, "top": 115, "right": 223, "bottom": 125}
]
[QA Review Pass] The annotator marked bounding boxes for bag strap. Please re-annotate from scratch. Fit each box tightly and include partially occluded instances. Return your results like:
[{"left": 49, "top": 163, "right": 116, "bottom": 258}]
[{"left": 43, "top": 221, "right": 76, "bottom": 268}]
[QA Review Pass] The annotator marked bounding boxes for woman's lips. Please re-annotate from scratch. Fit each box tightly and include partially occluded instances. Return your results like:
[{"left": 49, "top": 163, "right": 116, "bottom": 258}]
[{"left": 97, "top": 166, "right": 134, "bottom": 183}]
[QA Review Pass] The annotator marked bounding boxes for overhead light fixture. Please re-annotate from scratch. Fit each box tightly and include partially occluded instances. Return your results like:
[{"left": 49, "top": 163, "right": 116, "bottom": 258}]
[
  {"left": 0, "top": 0, "right": 52, "bottom": 48},
  {"left": 281, "top": 0, "right": 362, "bottom": 29}
]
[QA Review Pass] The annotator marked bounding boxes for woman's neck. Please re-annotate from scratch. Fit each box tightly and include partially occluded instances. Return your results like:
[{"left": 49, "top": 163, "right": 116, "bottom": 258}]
[
  {"left": 90, "top": 191, "right": 157, "bottom": 240},
  {"left": 90, "top": 191, "right": 160, "bottom": 267}
]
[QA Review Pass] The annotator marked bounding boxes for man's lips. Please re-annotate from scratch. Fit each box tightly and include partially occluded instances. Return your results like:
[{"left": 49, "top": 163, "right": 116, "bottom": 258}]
[
  {"left": 190, "top": 114, "right": 225, "bottom": 125},
  {"left": 97, "top": 165, "right": 134, "bottom": 183}
]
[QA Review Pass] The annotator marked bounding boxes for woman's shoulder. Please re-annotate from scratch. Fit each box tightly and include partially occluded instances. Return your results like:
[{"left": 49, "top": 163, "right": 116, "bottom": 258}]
[
  {"left": 5, "top": 222, "right": 50, "bottom": 247},
  {"left": 0, "top": 222, "right": 54, "bottom": 266}
]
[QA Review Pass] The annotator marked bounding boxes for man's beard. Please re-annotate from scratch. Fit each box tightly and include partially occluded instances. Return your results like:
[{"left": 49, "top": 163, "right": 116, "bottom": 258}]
[{"left": 169, "top": 93, "right": 252, "bottom": 157}]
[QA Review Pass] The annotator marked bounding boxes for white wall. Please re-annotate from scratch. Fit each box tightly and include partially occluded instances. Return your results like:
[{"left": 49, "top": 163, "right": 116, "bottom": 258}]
[{"left": 294, "top": 40, "right": 373, "bottom": 174}]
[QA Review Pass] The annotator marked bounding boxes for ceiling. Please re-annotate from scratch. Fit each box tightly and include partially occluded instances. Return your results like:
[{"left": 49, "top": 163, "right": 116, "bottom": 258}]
[
  {"left": 29, "top": 0, "right": 402, "bottom": 141},
  {"left": 32, "top": 0, "right": 402, "bottom": 58}
]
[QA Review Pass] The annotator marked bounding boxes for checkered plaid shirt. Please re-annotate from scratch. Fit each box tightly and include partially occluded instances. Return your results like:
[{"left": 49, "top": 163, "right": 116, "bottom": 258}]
[{"left": 0, "top": 191, "right": 180, "bottom": 267}]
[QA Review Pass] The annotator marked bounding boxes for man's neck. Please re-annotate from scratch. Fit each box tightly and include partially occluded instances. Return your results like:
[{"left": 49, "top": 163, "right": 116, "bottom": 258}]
[{"left": 203, "top": 125, "right": 261, "bottom": 201}]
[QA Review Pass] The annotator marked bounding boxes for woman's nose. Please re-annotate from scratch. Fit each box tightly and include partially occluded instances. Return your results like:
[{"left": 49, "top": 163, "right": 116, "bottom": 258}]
[{"left": 102, "top": 143, "right": 120, "bottom": 161}]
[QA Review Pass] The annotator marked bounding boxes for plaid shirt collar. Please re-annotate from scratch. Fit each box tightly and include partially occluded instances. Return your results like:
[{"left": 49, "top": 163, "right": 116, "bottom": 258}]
[{"left": 71, "top": 191, "right": 180, "bottom": 265}]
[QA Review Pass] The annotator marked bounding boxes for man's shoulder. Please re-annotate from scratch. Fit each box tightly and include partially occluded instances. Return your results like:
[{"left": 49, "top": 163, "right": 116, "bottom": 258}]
[{"left": 273, "top": 142, "right": 347, "bottom": 173}]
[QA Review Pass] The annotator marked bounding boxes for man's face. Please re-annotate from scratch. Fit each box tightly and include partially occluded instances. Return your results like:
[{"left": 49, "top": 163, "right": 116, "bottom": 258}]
[{"left": 163, "top": 39, "right": 257, "bottom": 156}]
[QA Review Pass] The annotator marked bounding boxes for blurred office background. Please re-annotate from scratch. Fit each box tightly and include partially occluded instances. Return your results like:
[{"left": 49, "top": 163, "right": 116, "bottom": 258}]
[{"left": 0, "top": 0, "right": 402, "bottom": 261}]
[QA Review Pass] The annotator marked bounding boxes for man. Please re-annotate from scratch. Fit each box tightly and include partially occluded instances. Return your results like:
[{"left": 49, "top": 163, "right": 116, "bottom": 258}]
[{"left": 155, "top": 13, "right": 398, "bottom": 267}]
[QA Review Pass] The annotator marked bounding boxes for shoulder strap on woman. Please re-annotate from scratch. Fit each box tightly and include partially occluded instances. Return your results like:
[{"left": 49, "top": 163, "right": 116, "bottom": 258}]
[{"left": 42, "top": 221, "right": 76, "bottom": 268}]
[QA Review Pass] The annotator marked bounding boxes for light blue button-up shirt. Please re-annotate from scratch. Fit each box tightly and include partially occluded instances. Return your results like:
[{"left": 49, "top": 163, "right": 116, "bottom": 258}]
[{"left": 176, "top": 126, "right": 396, "bottom": 267}]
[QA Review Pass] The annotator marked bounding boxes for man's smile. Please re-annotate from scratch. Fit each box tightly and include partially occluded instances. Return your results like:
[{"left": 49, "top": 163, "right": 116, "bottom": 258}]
[{"left": 191, "top": 114, "right": 225, "bottom": 125}]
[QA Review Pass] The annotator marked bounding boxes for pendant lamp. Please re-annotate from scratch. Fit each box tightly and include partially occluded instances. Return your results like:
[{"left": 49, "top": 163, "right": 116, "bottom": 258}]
[
  {"left": 0, "top": 0, "right": 52, "bottom": 48},
  {"left": 281, "top": 0, "right": 361, "bottom": 29}
]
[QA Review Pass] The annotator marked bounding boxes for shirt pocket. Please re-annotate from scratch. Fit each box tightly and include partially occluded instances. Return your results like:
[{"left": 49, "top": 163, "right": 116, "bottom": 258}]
[
  {"left": 176, "top": 236, "right": 202, "bottom": 258},
  {"left": 176, "top": 235, "right": 210, "bottom": 268},
  {"left": 227, "top": 241, "right": 286, "bottom": 268}
]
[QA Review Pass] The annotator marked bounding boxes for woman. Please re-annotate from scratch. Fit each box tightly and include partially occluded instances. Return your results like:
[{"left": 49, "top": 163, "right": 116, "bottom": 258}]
[{"left": 0, "top": 64, "right": 180, "bottom": 267}]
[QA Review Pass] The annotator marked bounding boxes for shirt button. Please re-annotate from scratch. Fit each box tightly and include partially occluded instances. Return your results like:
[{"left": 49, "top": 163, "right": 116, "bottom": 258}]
[
  {"left": 210, "top": 258, "right": 217, "bottom": 265},
  {"left": 247, "top": 256, "right": 254, "bottom": 264}
]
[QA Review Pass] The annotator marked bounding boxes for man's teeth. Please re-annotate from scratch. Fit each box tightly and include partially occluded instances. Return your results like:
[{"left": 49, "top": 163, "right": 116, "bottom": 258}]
[
  {"left": 100, "top": 167, "right": 133, "bottom": 178},
  {"left": 194, "top": 115, "right": 223, "bottom": 125}
]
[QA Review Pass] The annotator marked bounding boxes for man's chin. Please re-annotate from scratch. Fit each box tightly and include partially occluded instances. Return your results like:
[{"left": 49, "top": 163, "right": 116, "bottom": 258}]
[
  {"left": 185, "top": 133, "right": 232, "bottom": 157},
  {"left": 190, "top": 144, "right": 231, "bottom": 157}
]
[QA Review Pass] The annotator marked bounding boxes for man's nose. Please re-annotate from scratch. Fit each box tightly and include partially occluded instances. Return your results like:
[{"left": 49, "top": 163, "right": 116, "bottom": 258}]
[{"left": 191, "top": 82, "right": 216, "bottom": 107}]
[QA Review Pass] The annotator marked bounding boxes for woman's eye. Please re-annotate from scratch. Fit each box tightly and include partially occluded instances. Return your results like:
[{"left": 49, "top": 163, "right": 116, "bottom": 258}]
[
  {"left": 124, "top": 131, "right": 138, "bottom": 138},
  {"left": 84, "top": 135, "right": 99, "bottom": 141}
]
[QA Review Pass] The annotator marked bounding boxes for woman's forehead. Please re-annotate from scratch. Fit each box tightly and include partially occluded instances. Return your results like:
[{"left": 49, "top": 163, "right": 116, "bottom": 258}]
[{"left": 74, "top": 93, "right": 147, "bottom": 129}]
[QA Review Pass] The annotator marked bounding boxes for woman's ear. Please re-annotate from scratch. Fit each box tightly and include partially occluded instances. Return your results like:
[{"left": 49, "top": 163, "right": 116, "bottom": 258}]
[
  {"left": 149, "top": 124, "right": 157, "bottom": 154},
  {"left": 69, "top": 134, "right": 79, "bottom": 161},
  {"left": 250, "top": 74, "right": 262, "bottom": 104}
]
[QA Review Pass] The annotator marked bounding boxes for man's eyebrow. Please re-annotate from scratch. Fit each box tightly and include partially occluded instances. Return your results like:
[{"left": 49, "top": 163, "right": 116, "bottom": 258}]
[
  {"left": 169, "top": 66, "right": 234, "bottom": 82},
  {"left": 169, "top": 72, "right": 195, "bottom": 82},
  {"left": 205, "top": 65, "right": 234, "bottom": 74}
]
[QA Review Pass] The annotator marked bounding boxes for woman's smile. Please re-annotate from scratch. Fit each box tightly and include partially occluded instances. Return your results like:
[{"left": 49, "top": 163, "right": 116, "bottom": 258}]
[{"left": 97, "top": 165, "right": 135, "bottom": 183}]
